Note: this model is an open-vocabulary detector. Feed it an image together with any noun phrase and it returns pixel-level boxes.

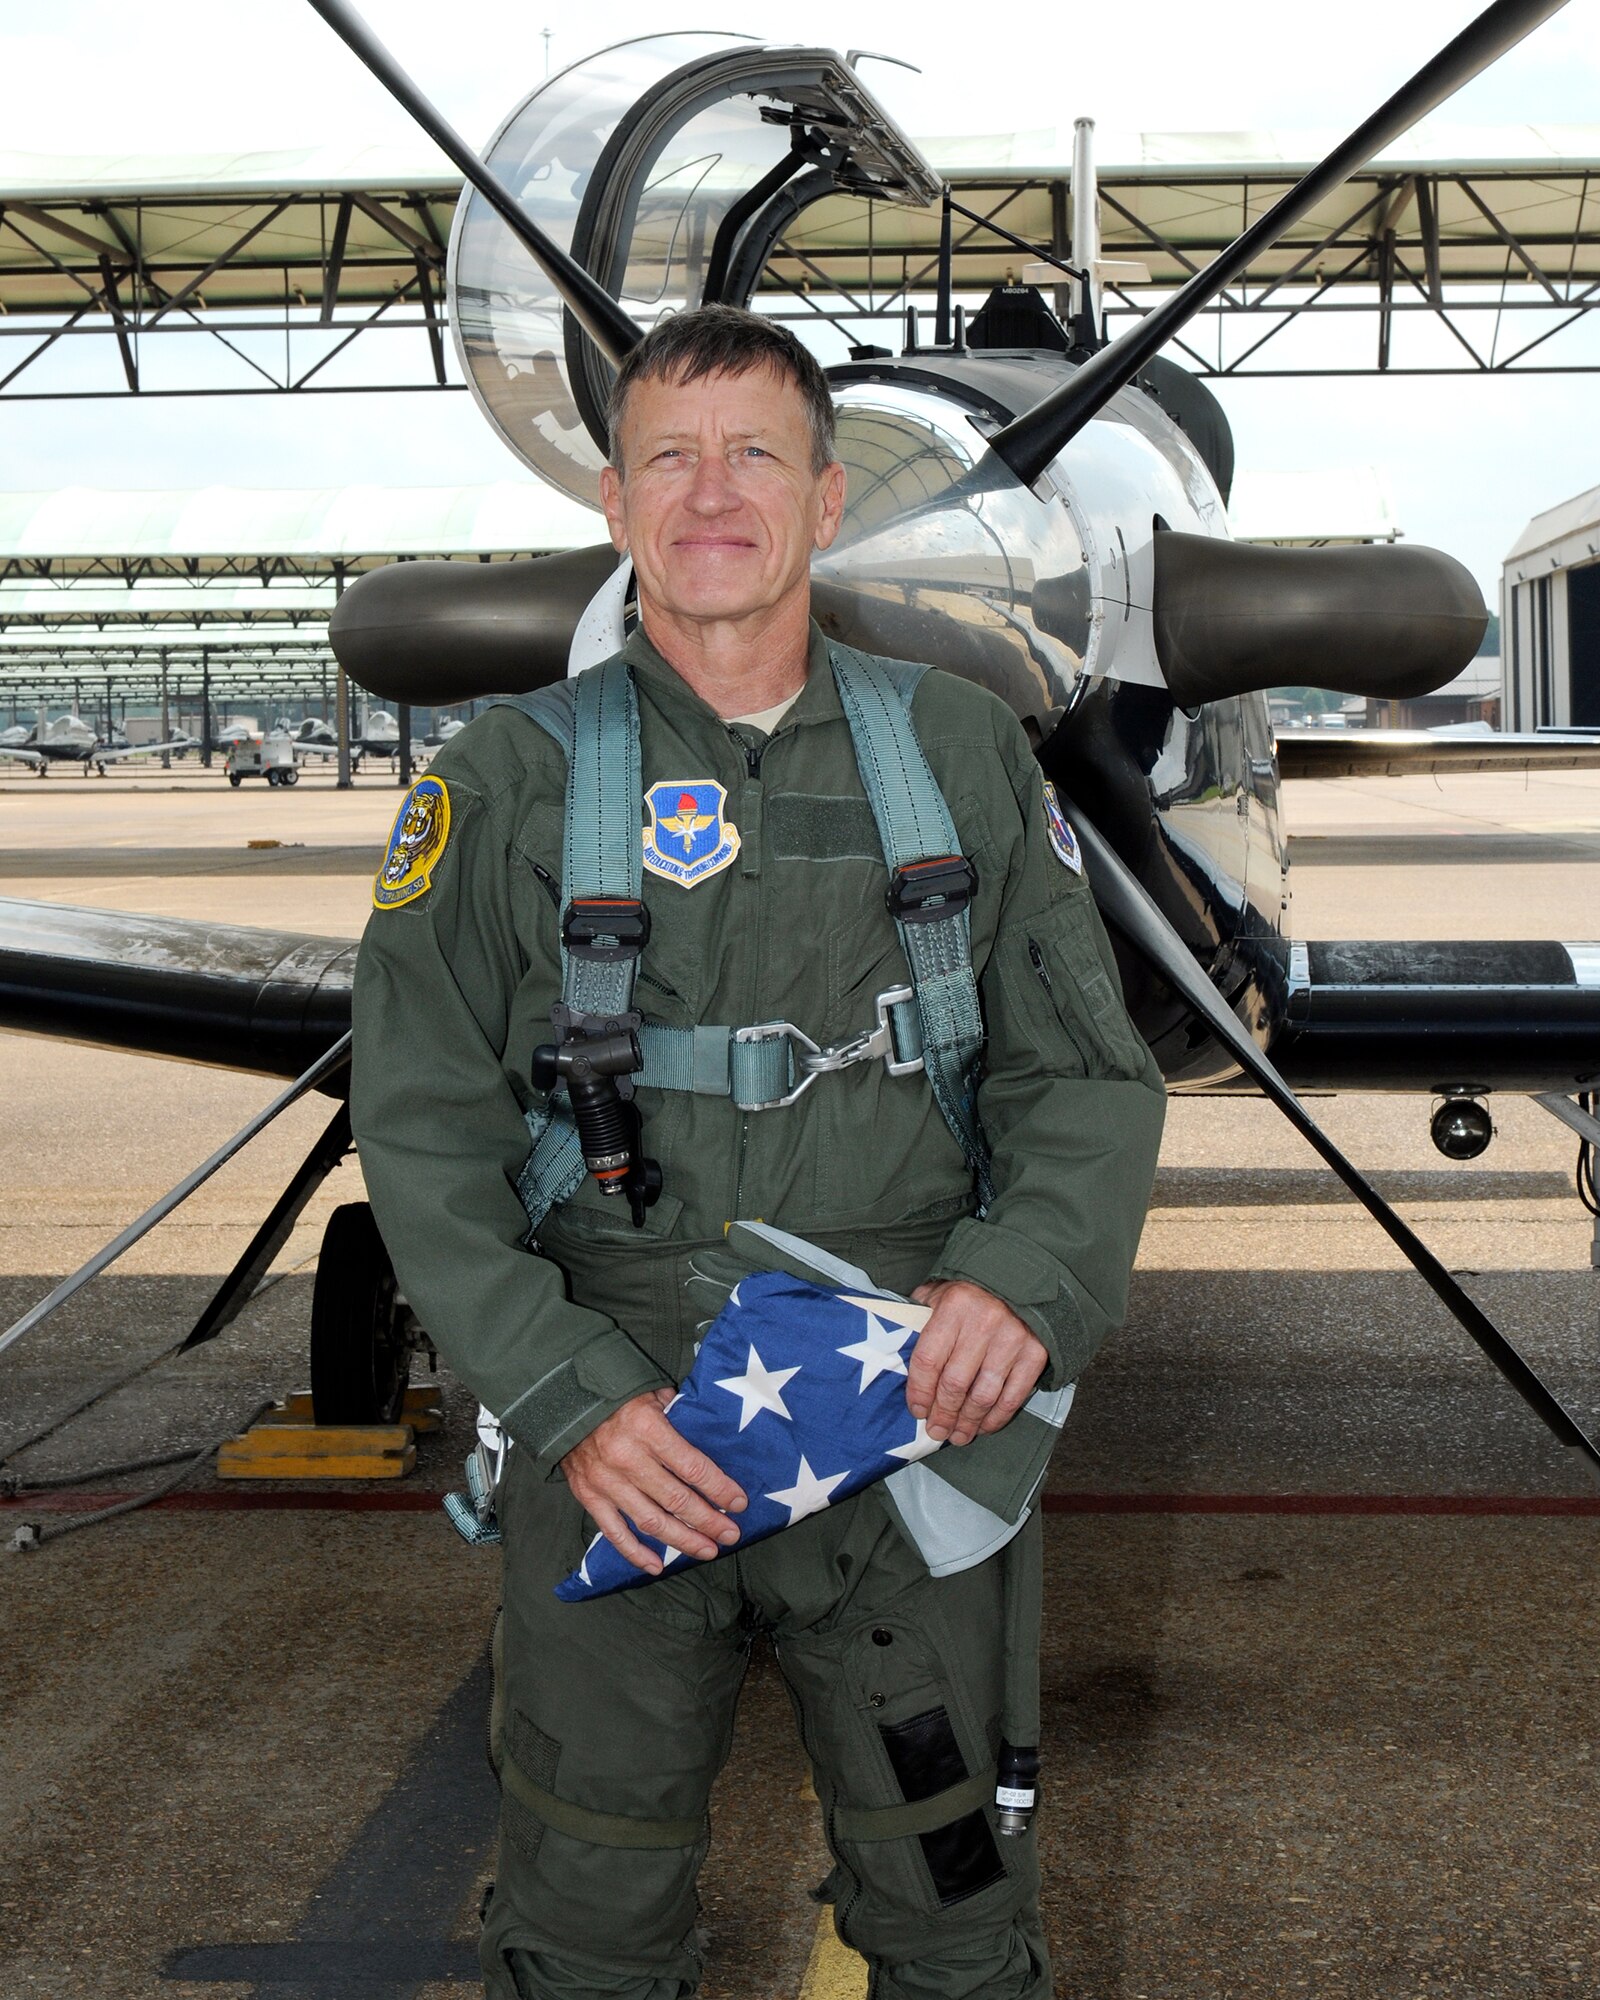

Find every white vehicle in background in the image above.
[225,732,299,788]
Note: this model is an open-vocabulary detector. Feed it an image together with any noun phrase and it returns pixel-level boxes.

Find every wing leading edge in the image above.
[1277,729,1600,780]
[1,901,1599,1100]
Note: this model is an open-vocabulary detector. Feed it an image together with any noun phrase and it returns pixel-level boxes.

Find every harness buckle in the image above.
[733,985,924,1110]
[886,854,977,925]
[563,897,651,960]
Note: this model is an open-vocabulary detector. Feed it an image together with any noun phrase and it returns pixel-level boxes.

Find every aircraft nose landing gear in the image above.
[309,1201,424,1424]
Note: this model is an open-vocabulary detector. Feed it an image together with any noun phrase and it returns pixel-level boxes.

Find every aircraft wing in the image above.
[3,896,1600,1101]
[1263,937,1600,1096]
[90,738,194,766]
[0,744,44,769]
[1276,728,1600,780]
[0,898,354,1083]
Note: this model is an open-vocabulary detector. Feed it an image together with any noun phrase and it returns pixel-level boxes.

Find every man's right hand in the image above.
[560,1388,747,1574]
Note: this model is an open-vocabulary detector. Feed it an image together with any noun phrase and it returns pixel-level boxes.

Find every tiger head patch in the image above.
[374,776,450,909]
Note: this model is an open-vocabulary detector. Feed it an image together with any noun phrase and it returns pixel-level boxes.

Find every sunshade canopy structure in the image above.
[0,482,596,713]
[1,122,1598,395]
[0,483,598,581]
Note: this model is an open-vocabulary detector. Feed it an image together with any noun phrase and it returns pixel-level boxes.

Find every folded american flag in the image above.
[555,1272,941,1601]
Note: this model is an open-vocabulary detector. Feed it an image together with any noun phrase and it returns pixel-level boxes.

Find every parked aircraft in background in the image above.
[289,707,425,768]
[0,713,196,775]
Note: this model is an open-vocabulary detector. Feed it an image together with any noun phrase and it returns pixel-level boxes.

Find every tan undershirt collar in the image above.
[726,689,802,735]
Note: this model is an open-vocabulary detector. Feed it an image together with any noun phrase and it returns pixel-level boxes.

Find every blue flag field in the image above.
[555,1271,941,1602]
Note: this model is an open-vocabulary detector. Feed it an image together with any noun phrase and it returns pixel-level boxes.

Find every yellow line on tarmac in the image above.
[798,1905,869,2000]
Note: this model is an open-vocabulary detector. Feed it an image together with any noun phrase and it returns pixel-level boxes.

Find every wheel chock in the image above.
[255,1387,444,1433]
[217,1413,417,1480]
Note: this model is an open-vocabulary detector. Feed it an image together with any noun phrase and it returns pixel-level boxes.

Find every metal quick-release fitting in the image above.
[994,1741,1039,1836]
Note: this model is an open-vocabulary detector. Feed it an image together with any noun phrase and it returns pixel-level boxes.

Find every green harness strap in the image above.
[829,645,992,1206]
[496,664,644,1232]
[498,643,988,1235]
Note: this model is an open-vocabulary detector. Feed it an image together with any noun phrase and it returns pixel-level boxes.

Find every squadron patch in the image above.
[642,779,741,888]
[1042,780,1083,874]
[374,776,450,909]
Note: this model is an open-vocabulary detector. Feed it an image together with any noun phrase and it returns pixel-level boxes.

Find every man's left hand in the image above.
[905,1280,1049,1447]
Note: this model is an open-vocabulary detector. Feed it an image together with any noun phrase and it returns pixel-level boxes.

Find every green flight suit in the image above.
[351,620,1166,1999]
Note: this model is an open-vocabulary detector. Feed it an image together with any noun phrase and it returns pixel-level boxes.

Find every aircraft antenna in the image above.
[983,0,1570,488]
[303,0,644,367]
[1069,117,1100,348]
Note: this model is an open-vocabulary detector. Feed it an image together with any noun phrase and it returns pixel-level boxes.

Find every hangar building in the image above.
[1503,484,1600,731]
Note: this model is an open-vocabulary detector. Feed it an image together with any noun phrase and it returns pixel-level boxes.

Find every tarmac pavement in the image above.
[2,763,1599,1998]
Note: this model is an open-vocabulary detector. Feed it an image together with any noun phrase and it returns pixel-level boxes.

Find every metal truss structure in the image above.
[0,167,459,401]
[771,152,1600,379]
[3,142,1599,398]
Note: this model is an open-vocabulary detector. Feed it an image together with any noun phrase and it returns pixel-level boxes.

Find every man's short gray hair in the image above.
[606,305,836,475]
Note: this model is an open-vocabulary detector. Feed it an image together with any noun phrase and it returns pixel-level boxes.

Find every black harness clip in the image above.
[562,897,651,961]
[886,855,977,925]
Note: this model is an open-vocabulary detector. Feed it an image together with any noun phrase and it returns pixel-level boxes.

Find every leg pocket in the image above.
[784,1612,1011,1927]
[874,1704,1005,1907]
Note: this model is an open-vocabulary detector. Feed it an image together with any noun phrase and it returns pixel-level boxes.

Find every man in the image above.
[352,305,1165,1999]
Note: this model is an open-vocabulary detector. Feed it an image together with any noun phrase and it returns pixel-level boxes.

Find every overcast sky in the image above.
[4,0,1600,596]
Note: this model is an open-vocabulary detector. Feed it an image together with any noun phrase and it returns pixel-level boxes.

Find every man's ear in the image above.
[812,460,847,553]
[599,465,629,554]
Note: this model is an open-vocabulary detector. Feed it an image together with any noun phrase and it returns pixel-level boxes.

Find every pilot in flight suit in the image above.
[351,306,1165,2000]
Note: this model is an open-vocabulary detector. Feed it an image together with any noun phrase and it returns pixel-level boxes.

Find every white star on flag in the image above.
[578,1533,604,1587]
[715,1344,800,1430]
[837,1309,916,1393]
[765,1454,849,1525]
[886,1418,941,1463]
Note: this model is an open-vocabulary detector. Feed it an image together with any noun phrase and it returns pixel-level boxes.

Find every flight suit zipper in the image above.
[727,728,767,1225]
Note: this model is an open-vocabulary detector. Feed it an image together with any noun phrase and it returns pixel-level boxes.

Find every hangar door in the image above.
[1571,561,1600,728]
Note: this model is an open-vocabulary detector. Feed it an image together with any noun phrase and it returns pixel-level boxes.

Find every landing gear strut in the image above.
[1536,1092,1600,1271]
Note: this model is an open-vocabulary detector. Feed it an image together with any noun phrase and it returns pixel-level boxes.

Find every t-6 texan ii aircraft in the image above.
[3,0,1599,1469]
[0,711,194,774]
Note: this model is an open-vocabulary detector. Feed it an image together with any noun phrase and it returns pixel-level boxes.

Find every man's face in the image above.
[600,362,846,626]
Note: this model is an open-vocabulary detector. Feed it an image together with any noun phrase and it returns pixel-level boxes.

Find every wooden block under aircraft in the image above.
[254,1387,443,1433]
[217,1414,417,1481]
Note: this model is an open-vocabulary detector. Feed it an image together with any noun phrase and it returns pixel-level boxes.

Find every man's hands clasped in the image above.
[906,1280,1048,1447]
[561,1281,1047,1567]
[561,1386,747,1575]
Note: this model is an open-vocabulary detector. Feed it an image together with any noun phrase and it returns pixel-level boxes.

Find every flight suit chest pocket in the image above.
[824,897,906,1039]
[997,895,1145,1080]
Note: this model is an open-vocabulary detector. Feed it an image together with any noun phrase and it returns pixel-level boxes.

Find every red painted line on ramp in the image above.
[1041,1491,1600,1517]
[3,1490,1599,1518]
[0,1489,449,1514]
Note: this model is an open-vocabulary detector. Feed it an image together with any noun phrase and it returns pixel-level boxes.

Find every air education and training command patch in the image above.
[642,778,741,888]
[374,776,451,910]
[1042,780,1083,875]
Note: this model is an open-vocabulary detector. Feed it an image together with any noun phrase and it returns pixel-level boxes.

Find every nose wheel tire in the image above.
[309,1202,411,1425]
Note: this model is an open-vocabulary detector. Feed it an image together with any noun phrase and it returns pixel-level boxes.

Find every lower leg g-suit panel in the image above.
[481,1446,1050,2000]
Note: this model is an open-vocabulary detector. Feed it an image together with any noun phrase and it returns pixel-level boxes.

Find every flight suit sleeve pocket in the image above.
[996,898,1144,1080]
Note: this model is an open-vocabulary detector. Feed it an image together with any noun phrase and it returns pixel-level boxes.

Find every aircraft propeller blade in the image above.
[984,0,1571,488]
[303,0,644,367]
[1064,802,1600,1478]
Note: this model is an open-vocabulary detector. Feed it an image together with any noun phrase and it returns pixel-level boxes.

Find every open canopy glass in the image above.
[449,36,941,509]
